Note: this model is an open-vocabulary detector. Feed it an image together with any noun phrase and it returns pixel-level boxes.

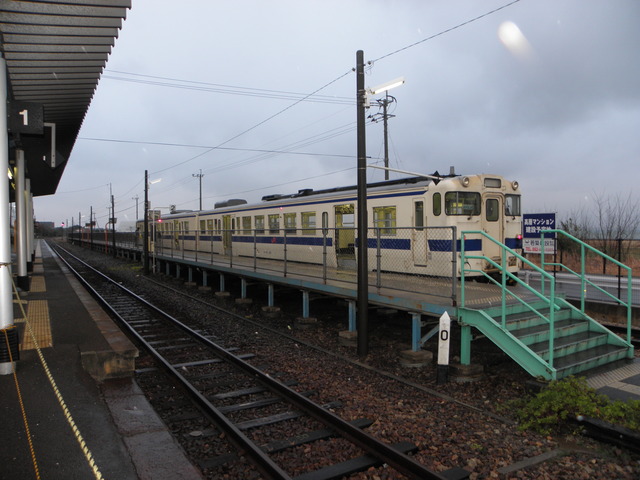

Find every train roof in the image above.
[156,172,469,219]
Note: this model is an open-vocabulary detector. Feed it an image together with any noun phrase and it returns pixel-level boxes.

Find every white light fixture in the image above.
[367,76,405,96]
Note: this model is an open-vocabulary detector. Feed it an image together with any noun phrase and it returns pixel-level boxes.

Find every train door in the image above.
[482,194,503,268]
[334,204,355,266]
[222,215,233,255]
[412,199,428,266]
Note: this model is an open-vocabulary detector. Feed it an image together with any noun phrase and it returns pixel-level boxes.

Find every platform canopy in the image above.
[0,0,130,199]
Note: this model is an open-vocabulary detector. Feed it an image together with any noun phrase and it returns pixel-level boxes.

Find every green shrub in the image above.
[513,376,640,435]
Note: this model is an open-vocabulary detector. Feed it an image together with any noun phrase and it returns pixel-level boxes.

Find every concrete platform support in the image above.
[235,278,252,304]
[199,270,211,292]
[411,312,421,352]
[185,267,196,287]
[175,264,181,280]
[215,273,230,298]
[296,290,317,328]
[339,300,357,346]
[262,283,280,316]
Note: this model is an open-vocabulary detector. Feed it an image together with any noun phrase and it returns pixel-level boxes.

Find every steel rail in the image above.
[52,243,460,480]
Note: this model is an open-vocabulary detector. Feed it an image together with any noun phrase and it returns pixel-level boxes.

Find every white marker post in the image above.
[437,312,451,384]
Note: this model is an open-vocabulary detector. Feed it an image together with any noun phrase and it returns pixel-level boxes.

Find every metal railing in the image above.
[541,229,633,345]
[88,226,459,302]
[460,230,560,368]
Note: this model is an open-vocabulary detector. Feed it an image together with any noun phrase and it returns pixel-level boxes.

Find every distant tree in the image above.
[559,191,640,267]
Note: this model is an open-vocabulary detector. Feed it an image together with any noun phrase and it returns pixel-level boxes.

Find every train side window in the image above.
[254,215,265,234]
[284,213,297,234]
[322,212,329,235]
[486,198,499,222]
[200,219,206,234]
[414,201,424,230]
[505,194,521,216]
[445,192,481,216]
[268,214,280,234]
[301,211,316,235]
[242,216,252,234]
[207,219,213,233]
[433,193,441,216]
[373,206,397,235]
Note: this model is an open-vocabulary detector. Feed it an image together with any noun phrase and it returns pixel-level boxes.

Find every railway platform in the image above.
[0,240,202,480]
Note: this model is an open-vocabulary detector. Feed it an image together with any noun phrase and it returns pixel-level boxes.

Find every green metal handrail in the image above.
[540,229,633,345]
[461,230,559,368]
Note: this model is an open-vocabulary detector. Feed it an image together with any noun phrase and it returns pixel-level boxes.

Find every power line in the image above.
[104,70,354,105]
[371,0,522,63]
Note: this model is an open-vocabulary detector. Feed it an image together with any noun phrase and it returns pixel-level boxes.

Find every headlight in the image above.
[461,176,470,187]
[512,180,519,190]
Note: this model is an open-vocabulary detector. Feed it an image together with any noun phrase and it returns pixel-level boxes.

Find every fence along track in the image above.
[51,243,467,480]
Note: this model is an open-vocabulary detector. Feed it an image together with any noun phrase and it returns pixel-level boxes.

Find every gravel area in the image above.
[57,241,640,479]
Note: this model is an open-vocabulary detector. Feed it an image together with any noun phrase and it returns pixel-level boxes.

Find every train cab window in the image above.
[433,193,441,216]
[414,201,424,230]
[268,214,280,234]
[255,215,265,234]
[505,195,521,217]
[445,192,481,216]
[373,206,397,235]
[301,211,316,235]
[284,213,297,234]
[242,216,252,234]
[486,198,499,222]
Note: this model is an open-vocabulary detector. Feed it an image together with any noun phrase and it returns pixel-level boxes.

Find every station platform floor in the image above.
[0,240,202,480]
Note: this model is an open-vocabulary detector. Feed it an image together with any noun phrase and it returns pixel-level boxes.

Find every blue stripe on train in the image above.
[158,235,493,252]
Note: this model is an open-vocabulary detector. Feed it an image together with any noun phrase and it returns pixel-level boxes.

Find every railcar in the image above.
[138,171,523,277]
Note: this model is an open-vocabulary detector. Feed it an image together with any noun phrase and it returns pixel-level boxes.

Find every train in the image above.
[137,170,523,277]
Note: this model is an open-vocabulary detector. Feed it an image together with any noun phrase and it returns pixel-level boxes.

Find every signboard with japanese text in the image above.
[523,213,556,254]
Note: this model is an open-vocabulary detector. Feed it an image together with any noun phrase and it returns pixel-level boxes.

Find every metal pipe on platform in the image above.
[15,149,29,291]
[26,179,34,270]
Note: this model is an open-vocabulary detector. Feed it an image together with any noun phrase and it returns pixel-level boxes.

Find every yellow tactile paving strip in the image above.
[29,275,46,293]
[16,299,53,350]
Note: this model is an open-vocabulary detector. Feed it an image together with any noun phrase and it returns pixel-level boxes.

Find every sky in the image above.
[33,0,640,232]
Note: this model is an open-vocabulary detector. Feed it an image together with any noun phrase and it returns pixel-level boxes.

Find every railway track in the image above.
[52,243,469,480]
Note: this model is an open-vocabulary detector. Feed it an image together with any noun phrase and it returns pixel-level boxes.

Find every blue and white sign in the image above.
[523,213,556,254]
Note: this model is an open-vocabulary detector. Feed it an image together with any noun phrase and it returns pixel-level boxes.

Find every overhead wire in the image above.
[89,1,522,218]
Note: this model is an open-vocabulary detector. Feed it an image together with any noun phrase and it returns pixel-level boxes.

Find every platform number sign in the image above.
[8,101,44,134]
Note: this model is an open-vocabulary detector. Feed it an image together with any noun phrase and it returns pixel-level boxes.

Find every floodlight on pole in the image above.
[367,76,405,96]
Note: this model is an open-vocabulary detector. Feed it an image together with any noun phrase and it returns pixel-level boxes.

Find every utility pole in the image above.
[111,194,116,257]
[356,50,369,358]
[371,92,397,181]
[143,170,149,275]
[192,169,204,210]
[90,206,93,251]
